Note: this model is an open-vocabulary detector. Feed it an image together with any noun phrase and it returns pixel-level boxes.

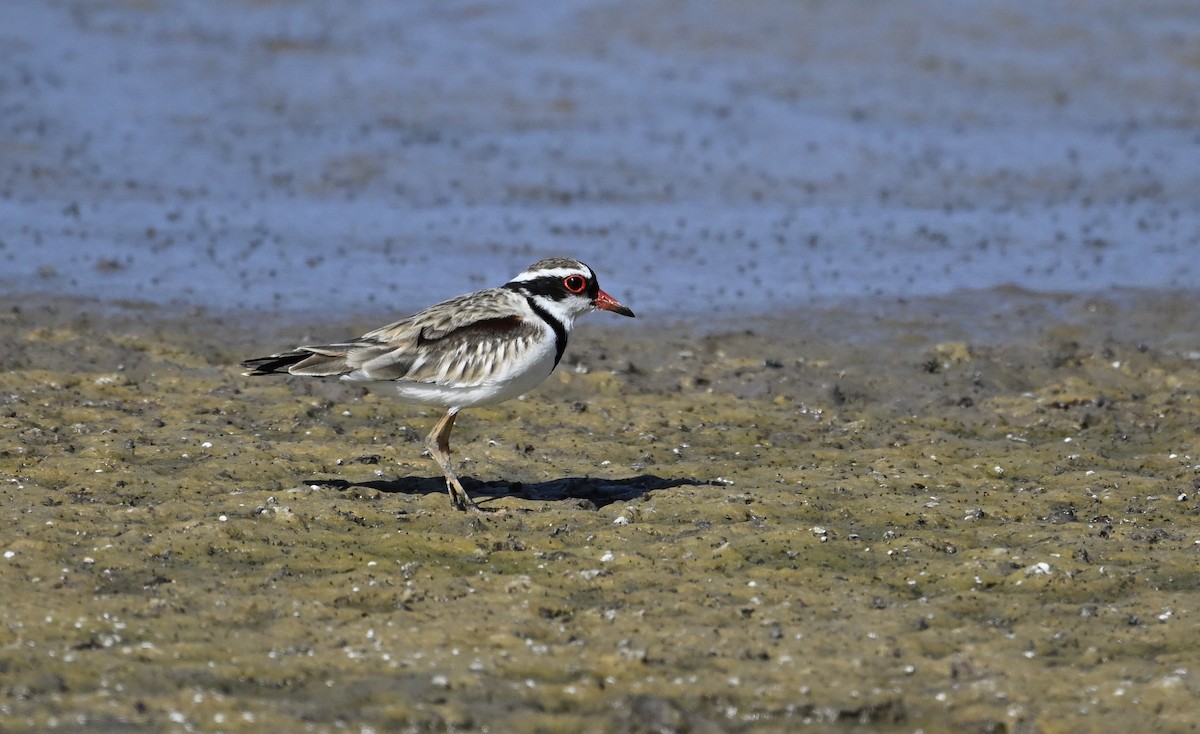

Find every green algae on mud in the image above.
[2,290,1200,733]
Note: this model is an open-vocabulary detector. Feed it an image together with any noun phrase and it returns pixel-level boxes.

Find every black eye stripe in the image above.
[505,274,596,300]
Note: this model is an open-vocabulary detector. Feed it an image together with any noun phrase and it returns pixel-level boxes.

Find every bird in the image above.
[241,257,635,511]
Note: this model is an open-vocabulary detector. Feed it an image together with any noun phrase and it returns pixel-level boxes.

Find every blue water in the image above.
[2,1,1197,320]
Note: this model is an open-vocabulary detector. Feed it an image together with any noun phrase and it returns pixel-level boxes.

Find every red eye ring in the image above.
[563,274,588,293]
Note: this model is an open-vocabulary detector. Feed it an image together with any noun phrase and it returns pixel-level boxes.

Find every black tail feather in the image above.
[241,351,309,375]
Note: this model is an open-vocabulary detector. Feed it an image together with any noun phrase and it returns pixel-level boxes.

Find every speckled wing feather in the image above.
[244,288,546,388]
[360,288,525,343]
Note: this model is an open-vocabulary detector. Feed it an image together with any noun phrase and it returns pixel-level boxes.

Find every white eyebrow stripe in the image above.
[507,267,591,283]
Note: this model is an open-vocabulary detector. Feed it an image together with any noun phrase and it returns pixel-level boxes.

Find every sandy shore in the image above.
[3,289,1199,732]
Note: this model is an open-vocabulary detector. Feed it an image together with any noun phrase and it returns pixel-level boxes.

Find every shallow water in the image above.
[3,0,1199,317]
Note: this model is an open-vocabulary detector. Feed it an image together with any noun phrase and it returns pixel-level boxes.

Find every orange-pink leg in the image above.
[424,409,479,511]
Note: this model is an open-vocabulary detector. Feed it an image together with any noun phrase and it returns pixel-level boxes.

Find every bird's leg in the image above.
[425,409,479,511]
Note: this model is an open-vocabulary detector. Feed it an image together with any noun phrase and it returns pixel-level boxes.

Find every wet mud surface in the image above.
[3,289,1200,732]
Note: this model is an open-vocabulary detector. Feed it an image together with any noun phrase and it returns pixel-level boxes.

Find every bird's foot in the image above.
[446,476,486,513]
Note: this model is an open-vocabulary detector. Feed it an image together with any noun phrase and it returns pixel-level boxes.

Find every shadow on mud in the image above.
[309,474,716,509]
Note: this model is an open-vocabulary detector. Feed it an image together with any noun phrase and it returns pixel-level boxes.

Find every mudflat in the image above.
[2,289,1199,732]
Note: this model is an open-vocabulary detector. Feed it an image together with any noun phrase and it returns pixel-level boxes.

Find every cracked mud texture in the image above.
[2,289,1200,733]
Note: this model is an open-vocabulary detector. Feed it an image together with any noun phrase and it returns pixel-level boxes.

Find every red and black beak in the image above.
[595,289,635,317]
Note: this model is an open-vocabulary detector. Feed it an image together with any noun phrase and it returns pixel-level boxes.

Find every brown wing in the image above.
[242,288,543,387]
[359,288,523,342]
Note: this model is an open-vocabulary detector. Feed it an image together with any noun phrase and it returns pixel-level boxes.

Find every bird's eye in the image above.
[563,275,587,293]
